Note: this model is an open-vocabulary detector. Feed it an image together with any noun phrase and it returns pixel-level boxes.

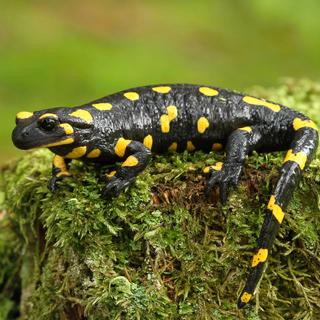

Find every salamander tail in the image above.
[238,118,318,308]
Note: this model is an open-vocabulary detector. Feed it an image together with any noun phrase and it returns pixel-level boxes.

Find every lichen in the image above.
[1,79,320,319]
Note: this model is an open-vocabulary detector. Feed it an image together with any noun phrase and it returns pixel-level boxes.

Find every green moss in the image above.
[1,79,320,319]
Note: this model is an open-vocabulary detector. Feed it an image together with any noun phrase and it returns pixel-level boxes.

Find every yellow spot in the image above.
[197,117,210,134]
[203,167,210,174]
[152,86,171,93]
[166,105,177,121]
[284,149,307,170]
[124,92,139,101]
[199,87,219,97]
[56,172,71,178]
[240,292,252,304]
[203,162,223,173]
[187,141,196,152]
[42,138,74,148]
[53,155,65,169]
[59,123,74,135]
[267,195,285,224]
[69,109,93,123]
[212,143,223,151]
[53,155,70,177]
[39,113,58,119]
[251,248,268,267]
[243,96,281,112]
[87,148,101,158]
[213,162,223,171]
[106,170,116,178]
[92,102,112,110]
[114,138,132,158]
[16,111,34,120]
[160,105,178,133]
[65,146,87,159]
[168,142,177,152]
[143,135,153,150]
[239,126,252,133]
[293,118,318,131]
[160,114,170,133]
[122,155,139,167]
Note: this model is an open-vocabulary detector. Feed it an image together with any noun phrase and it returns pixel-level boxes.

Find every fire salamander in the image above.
[12,84,319,308]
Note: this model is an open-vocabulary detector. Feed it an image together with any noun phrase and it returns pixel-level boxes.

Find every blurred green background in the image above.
[1,0,320,162]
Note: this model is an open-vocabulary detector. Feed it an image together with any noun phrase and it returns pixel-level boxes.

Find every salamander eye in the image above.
[38,117,58,131]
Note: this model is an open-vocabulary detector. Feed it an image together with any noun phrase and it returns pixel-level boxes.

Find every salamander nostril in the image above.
[22,131,29,137]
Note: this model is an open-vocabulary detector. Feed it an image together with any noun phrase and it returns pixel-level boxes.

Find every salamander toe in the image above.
[102,177,135,199]
[205,163,243,204]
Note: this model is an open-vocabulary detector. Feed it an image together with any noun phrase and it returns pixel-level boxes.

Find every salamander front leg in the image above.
[102,141,151,198]
[205,126,262,204]
[48,155,71,192]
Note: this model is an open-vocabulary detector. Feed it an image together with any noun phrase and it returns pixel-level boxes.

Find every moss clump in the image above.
[1,79,320,320]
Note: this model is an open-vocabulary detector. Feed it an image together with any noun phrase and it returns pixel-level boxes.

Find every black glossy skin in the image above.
[12,84,319,308]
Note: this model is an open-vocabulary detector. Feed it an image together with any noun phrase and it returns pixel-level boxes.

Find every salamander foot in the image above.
[205,163,243,204]
[102,177,135,199]
[48,176,63,192]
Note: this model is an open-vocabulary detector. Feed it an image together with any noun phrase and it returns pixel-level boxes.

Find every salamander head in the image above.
[12,107,93,150]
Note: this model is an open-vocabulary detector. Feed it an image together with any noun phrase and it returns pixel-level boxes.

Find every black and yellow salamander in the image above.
[12,84,319,308]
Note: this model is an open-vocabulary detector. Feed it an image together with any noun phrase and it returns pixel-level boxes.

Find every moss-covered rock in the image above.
[1,79,320,320]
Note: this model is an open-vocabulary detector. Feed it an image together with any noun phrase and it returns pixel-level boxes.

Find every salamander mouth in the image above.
[12,126,74,150]
[12,135,74,150]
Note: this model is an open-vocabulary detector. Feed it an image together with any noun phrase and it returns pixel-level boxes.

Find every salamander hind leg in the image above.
[238,122,318,308]
[205,126,263,204]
